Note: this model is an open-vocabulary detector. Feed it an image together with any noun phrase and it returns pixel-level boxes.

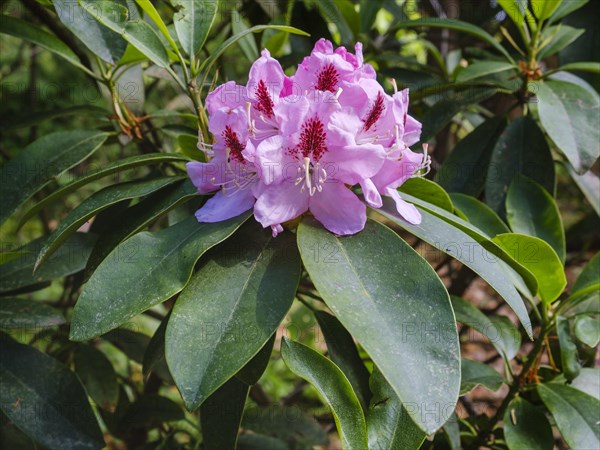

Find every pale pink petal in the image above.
[360,178,383,208]
[254,181,309,229]
[195,189,255,222]
[322,143,386,184]
[385,188,422,224]
[310,182,366,235]
[187,161,221,193]
[271,224,284,237]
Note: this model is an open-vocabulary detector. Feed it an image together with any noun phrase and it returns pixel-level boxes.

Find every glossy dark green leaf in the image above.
[443,413,461,450]
[460,358,503,395]
[172,0,218,58]
[0,130,108,226]
[573,252,600,294]
[20,153,189,228]
[315,311,371,412]
[71,213,250,341]
[557,316,581,380]
[0,298,65,329]
[456,61,517,82]
[241,405,328,449]
[485,117,555,217]
[35,177,182,270]
[506,174,565,263]
[503,397,553,450]
[493,234,566,304]
[574,315,600,347]
[142,313,169,381]
[53,0,128,64]
[200,376,249,450]
[394,19,513,61]
[298,218,460,433]
[0,335,104,450]
[0,15,89,73]
[450,193,510,237]
[421,87,497,141]
[537,80,600,173]
[1,105,108,133]
[0,233,96,295]
[537,383,600,449]
[236,334,275,385]
[435,117,507,196]
[568,368,600,399]
[84,179,198,279]
[549,0,588,23]
[398,177,454,213]
[367,367,426,450]
[74,345,119,412]
[80,0,170,68]
[377,200,533,336]
[0,252,21,266]
[166,224,301,410]
[281,338,368,449]
[104,329,149,364]
[451,296,522,360]
[538,25,584,59]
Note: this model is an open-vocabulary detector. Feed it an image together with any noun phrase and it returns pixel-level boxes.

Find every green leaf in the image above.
[84,180,198,279]
[538,25,584,60]
[200,376,249,450]
[443,413,461,450]
[456,61,517,82]
[377,200,534,336]
[166,224,301,410]
[564,162,600,216]
[237,434,289,450]
[451,296,522,360]
[142,313,170,382]
[537,80,600,173]
[485,116,555,217]
[537,383,600,449]
[241,405,328,449]
[236,334,275,386]
[497,0,528,26]
[506,174,565,263]
[493,234,566,304]
[74,345,119,412]
[0,298,65,329]
[450,193,510,237]
[569,368,600,399]
[0,233,96,295]
[460,358,503,395]
[395,19,514,62]
[198,25,309,77]
[70,212,250,341]
[0,130,108,227]
[421,87,498,141]
[133,0,178,51]
[0,334,104,450]
[298,218,460,433]
[53,0,128,64]
[360,0,384,32]
[172,0,218,58]
[281,338,368,449]
[35,177,183,270]
[557,316,581,380]
[315,311,371,412]
[80,0,170,68]
[548,0,589,23]
[367,366,427,450]
[503,397,553,450]
[312,0,353,45]
[574,316,600,347]
[119,394,184,428]
[573,252,600,294]
[232,15,259,62]
[435,117,507,196]
[1,105,108,133]
[531,0,562,21]
[398,178,454,213]
[0,252,22,266]
[104,328,149,363]
[19,153,189,228]
[0,15,90,73]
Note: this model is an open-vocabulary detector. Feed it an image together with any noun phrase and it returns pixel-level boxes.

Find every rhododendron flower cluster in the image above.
[187,39,429,236]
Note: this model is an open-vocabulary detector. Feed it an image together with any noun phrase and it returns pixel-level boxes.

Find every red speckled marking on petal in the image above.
[222,125,246,162]
[315,63,340,92]
[297,116,327,161]
[254,80,275,118]
[363,91,385,131]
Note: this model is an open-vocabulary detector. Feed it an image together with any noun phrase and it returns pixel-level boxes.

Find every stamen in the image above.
[390,78,398,94]
[334,87,343,100]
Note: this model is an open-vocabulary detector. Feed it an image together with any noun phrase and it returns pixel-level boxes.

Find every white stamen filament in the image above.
[295,158,328,196]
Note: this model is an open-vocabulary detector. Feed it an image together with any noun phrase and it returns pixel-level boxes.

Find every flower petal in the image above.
[385,188,422,224]
[254,181,309,229]
[195,189,255,223]
[310,182,366,235]
[360,178,383,208]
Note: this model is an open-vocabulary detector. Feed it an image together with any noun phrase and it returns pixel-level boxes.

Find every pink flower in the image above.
[187,39,426,236]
